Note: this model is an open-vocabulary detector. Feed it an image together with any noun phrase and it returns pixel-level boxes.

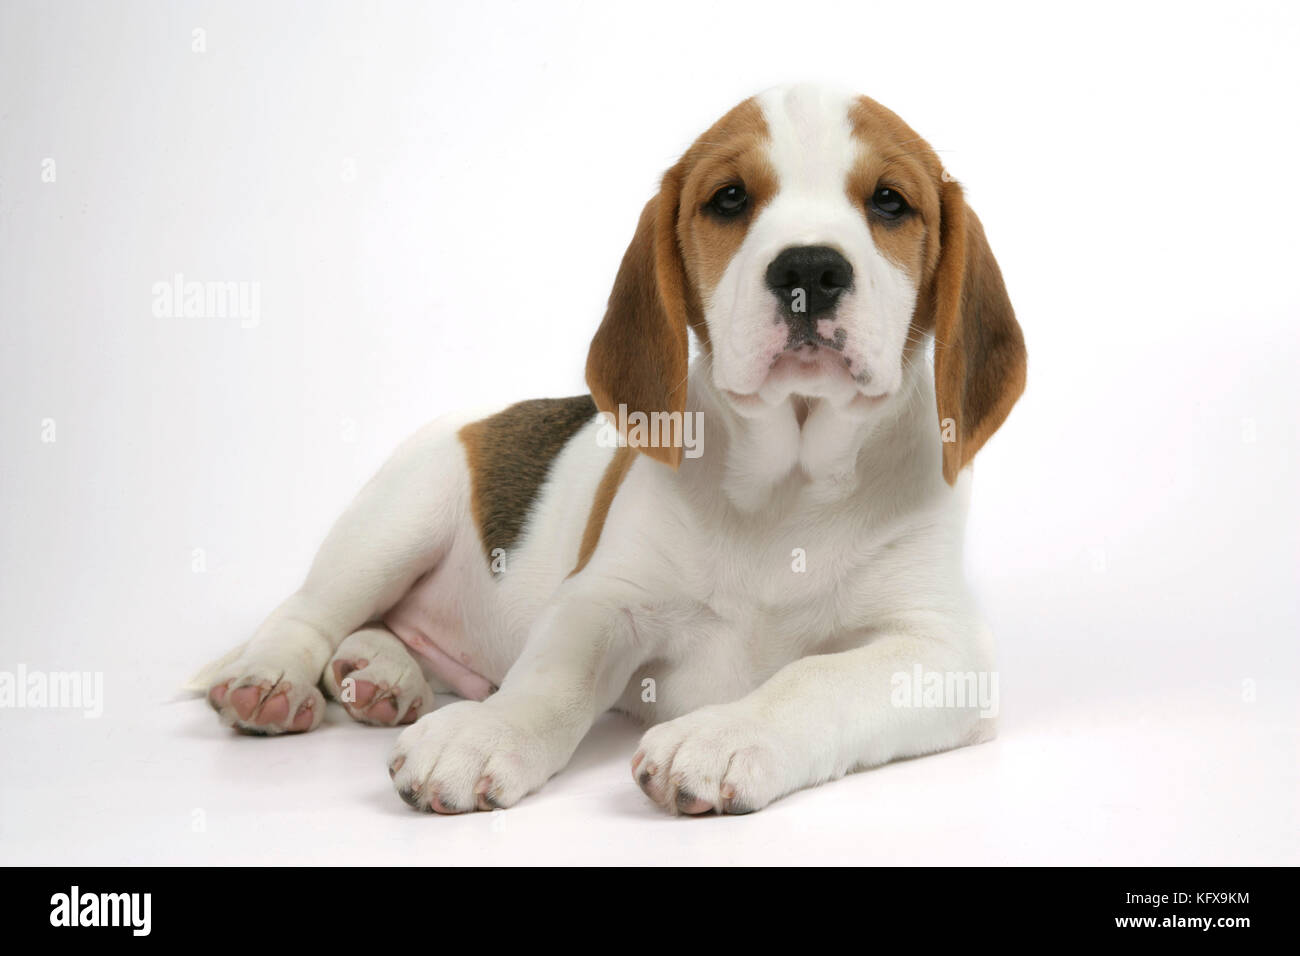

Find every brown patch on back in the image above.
[458,395,597,564]
[570,444,636,576]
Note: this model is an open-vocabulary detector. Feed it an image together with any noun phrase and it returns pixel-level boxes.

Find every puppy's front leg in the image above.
[388,597,640,812]
[635,627,995,814]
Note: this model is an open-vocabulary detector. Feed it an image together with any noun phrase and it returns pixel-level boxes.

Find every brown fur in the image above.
[926,181,1027,483]
[570,445,636,575]
[676,100,778,301]
[583,89,1024,562]
[458,395,597,563]
[848,96,1026,484]
[585,99,772,469]
[846,96,945,284]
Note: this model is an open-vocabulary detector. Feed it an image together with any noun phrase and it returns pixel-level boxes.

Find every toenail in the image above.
[430,794,464,815]
[636,761,658,789]
[676,789,713,814]
[719,783,754,814]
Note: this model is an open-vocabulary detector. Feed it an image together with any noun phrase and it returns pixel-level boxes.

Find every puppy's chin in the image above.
[721,349,890,417]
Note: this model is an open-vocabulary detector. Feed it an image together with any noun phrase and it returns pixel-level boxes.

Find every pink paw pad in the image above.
[259,692,290,724]
[288,699,314,731]
[332,657,422,726]
[367,695,398,723]
[206,665,320,736]
[230,685,264,720]
[352,680,378,707]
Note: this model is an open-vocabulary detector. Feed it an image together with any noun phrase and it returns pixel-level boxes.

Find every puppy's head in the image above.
[586,84,1026,482]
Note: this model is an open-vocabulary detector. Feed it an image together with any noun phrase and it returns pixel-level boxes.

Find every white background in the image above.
[1,0,1296,865]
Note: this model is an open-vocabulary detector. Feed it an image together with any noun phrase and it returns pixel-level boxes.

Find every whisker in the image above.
[905,331,952,351]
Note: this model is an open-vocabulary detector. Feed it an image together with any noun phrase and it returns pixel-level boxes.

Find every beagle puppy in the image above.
[195,83,1026,815]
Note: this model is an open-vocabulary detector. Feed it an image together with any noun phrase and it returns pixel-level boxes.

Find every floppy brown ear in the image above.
[585,169,691,468]
[929,180,1027,485]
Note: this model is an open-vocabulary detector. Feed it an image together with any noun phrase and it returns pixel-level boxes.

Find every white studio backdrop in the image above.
[0,0,1296,864]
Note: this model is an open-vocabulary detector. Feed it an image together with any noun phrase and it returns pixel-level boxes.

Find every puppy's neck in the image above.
[687,355,935,513]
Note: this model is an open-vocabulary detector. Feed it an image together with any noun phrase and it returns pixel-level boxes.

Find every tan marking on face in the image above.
[589,86,1024,491]
[846,97,1026,484]
[674,99,776,327]
[846,96,946,305]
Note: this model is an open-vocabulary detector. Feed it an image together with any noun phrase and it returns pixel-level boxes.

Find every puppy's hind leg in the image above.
[201,421,469,735]
[324,625,435,727]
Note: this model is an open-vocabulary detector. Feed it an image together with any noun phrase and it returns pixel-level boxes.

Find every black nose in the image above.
[764,245,853,319]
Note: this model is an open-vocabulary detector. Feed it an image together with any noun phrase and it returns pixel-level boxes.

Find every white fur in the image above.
[195,84,1001,814]
[708,85,917,409]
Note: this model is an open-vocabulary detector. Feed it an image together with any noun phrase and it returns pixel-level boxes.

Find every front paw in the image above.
[632,706,791,815]
[387,701,548,813]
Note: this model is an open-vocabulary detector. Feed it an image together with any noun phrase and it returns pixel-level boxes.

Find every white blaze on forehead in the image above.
[756,84,860,204]
[706,83,916,405]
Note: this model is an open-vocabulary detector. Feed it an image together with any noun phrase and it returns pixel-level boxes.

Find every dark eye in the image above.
[870,186,910,220]
[708,183,748,218]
